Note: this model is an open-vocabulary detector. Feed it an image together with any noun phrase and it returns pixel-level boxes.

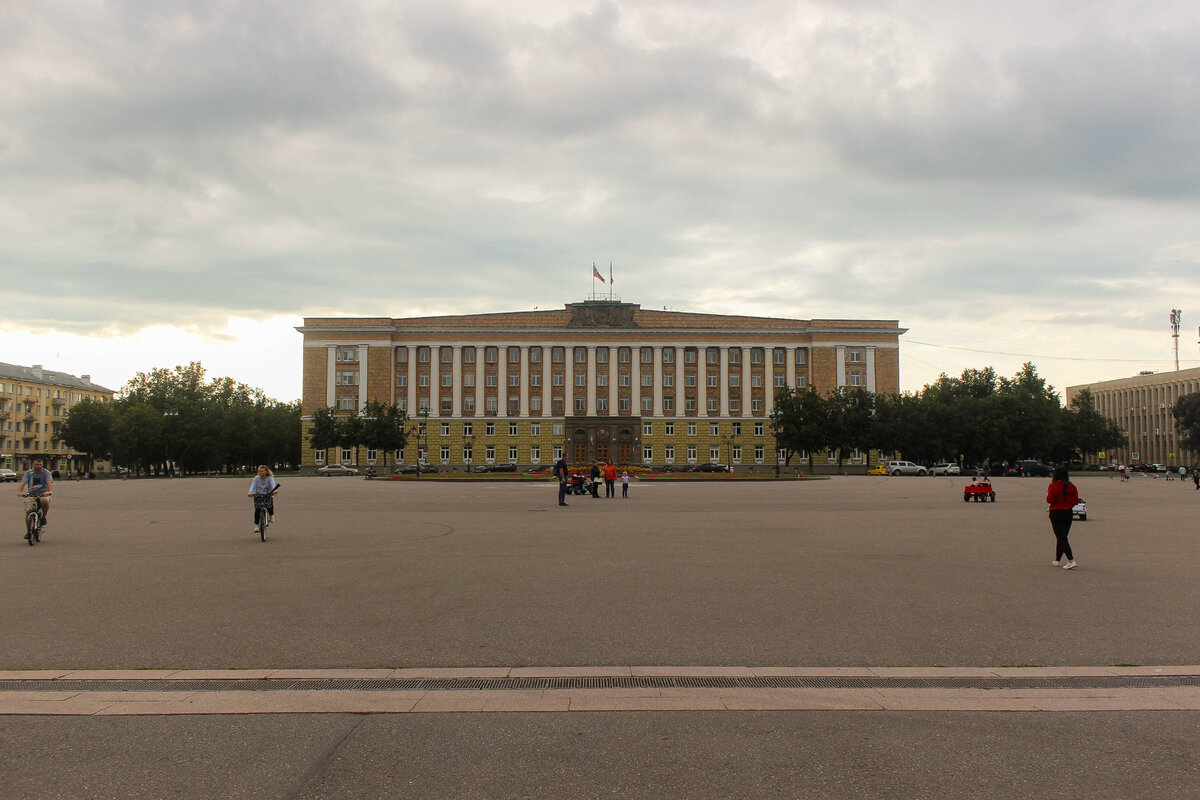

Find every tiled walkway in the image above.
[2,666,1198,715]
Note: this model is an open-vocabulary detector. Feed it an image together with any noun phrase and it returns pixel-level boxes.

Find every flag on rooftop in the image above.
[592,264,605,283]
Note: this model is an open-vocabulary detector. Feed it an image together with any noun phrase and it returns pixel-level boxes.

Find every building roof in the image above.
[1067,365,1200,394]
[298,302,905,335]
[0,362,115,394]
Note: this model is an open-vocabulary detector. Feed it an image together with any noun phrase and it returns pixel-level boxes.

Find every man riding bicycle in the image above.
[17,457,53,529]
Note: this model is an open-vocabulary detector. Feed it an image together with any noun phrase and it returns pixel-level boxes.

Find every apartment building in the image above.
[297,301,905,472]
[1067,367,1200,467]
[0,362,116,474]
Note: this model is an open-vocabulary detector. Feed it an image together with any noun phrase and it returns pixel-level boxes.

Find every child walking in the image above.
[620,471,630,498]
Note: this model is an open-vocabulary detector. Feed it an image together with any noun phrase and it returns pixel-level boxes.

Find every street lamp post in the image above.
[415,407,430,478]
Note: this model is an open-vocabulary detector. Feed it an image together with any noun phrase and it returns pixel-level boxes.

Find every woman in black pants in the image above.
[1046,466,1079,570]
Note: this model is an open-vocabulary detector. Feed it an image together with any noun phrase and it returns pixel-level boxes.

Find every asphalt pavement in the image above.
[2,473,1198,798]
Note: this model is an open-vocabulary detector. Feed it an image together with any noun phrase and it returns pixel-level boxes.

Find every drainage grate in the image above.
[1,674,1195,693]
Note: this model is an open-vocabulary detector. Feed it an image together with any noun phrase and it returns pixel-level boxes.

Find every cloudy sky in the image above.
[3,0,1199,401]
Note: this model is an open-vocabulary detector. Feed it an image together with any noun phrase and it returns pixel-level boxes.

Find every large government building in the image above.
[298,301,905,472]
[1067,366,1200,468]
[1,362,116,475]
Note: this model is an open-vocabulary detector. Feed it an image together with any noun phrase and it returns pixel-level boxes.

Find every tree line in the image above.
[306,402,410,468]
[771,363,1128,471]
[61,362,301,475]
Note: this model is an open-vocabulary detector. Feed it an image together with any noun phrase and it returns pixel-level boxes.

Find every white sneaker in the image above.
[1063,561,1078,570]
[268,514,275,523]
[1051,560,1060,566]
[254,525,260,533]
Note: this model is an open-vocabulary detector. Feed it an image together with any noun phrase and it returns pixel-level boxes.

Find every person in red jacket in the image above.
[1046,466,1080,570]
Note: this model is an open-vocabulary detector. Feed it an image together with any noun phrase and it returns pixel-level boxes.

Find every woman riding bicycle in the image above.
[248,465,276,533]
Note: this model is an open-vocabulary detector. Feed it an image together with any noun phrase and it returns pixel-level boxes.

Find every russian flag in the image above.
[593,265,605,283]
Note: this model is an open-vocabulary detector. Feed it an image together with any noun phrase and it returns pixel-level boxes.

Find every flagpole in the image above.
[609,262,613,301]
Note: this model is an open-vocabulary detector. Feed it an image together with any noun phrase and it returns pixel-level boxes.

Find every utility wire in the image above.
[904,339,1200,365]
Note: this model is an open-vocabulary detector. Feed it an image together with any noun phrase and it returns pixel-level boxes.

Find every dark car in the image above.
[393,463,438,475]
[654,465,683,472]
[471,464,517,473]
[691,463,732,473]
[526,465,552,474]
[1014,460,1054,478]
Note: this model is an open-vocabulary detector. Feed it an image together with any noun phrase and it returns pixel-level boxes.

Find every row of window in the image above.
[337,345,840,366]
[389,370,811,389]
[407,420,771,438]
[336,394,780,415]
[315,444,866,466]
[0,383,97,401]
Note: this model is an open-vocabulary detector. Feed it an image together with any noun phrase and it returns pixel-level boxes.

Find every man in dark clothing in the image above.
[554,455,569,506]
[589,462,601,498]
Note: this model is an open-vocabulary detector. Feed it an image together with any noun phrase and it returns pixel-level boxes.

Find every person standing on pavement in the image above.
[1047,466,1080,570]
[554,454,570,507]
[620,471,630,498]
[603,459,617,498]
[589,461,601,498]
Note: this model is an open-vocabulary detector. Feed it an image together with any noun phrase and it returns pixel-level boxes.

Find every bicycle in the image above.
[252,484,280,542]
[21,492,49,546]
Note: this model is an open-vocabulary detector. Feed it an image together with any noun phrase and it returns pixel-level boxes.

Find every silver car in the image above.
[931,463,961,476]
[886,460,928,476]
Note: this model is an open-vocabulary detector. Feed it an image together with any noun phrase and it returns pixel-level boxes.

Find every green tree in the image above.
[361,400,409,469]
[59,398,115,473]
[771,386,828,471]
[111,403,165,473]
[1064,389,1126,464]
[825,387,875,473]
[1172,393,1200,453]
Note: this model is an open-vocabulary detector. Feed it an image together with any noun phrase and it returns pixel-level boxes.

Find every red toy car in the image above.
[964,481,996,502]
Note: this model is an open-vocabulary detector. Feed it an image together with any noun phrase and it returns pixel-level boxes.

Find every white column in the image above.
[764,348,775,417]
[474,350,484,418]
[428,346,439,416]
[542,346,552,418]
[631,348,641,417]
[786,347,796,390]
[326,346,336,407]
[497,346,508,416]
[720,346,729,417]
[741,348,751,416]
[698,347,708,417]
[587,345,598,416]
[407,352,417,416]
[675,346,685,418]
[520,345,530,417]
[836,345,847,388]
[565,346,574,417]
[452,345,463,418]
[357,345,368,413]
[608,350,618,417]
[653,346,663,417]
[866,346,877,392]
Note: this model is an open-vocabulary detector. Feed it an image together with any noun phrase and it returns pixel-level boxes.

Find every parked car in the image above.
[0,468,17,482]
[394,464,437,474]
[1148,464,1167,473]
[691,463,732,473]
[471,464,516,473]
[1013,460,1054,478]
[654,465,684,472]
[886,460,927,476]
[867,465,888,476]
[316,464,359,476]
[526,465,552,474]
[931,463,961,476]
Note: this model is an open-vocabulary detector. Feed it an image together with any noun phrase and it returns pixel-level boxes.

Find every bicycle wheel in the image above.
[26,513,37,546]
[257,507,267,541]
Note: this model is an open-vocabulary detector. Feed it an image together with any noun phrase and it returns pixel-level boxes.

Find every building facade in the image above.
[1067,367,1200,468]
[0,362,116,474]
[298,301,905,472]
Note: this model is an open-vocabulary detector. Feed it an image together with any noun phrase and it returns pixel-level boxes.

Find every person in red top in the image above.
[1046,466,1080,570]
[603,459,618,498]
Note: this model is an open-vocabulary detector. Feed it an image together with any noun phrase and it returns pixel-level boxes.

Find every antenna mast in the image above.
[1170,309,1182,371]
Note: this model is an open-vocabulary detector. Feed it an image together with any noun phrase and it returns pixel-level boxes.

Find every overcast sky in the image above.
[3,0,1199,401]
